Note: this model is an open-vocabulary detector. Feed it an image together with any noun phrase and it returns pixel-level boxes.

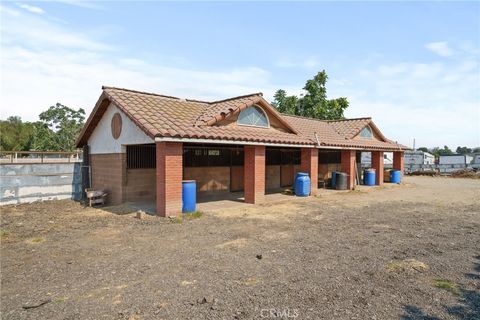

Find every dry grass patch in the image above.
[386,259,429,273]
[433,279,459,295]
[215,238,248,249]
[25,237,45,244]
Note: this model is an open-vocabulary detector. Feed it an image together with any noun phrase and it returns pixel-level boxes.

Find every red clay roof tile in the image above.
[76,86,408,151]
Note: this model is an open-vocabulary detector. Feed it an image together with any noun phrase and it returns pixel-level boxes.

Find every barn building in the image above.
[76,87,407,216]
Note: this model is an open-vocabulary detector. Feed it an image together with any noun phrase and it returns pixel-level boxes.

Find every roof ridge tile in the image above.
[102,86,182,100]
[208,92,263,104]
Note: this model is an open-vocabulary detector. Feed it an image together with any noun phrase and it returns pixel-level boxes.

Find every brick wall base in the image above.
[156,142,183,217]
[341,150,356,190]
[393,151,405,176]
[244,146,265,204]
[300,148,318,195]
[371,151,384,185]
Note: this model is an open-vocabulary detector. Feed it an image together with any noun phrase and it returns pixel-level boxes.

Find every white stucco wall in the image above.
[88,103,154,154]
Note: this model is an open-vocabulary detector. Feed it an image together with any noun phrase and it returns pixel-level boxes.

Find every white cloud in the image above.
[275,56,321,69]
[0,5,280,122]
[16,3,45,14]
[1,5,478,149]
[425,41,455,57]
[339,57,480,148]
[0,4,21,17]
[36,0,101,9]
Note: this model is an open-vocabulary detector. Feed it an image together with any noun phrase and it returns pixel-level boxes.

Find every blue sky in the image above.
[1,1,479,148]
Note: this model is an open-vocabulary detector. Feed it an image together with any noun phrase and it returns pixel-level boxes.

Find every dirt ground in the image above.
[1,176,479,320]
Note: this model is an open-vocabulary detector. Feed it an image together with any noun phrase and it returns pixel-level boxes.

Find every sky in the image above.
[0,1,479,149]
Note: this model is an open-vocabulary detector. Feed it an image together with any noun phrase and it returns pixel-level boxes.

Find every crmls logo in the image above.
[260,308,299,318]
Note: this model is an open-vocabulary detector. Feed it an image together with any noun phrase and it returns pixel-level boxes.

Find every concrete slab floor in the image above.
[126,183,402,215]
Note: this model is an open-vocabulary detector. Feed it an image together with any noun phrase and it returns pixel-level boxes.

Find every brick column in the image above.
[300,148,318,195]
[244,145,265,204]
[371,151,384,186]
[393,151,404,176]
[341,150,356,190]
[156,142,183,217]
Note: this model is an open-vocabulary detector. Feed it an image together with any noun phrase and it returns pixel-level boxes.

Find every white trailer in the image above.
[360,152,393,168]
[404,151,435,165]
[439,155,473,165]
[473,154,480,164]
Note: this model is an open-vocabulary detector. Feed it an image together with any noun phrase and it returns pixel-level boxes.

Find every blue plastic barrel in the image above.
[390,170,401,184]
[182,180,196,213]
[295,172,311,197]
[364,169,376,186]
[331,171,337,189]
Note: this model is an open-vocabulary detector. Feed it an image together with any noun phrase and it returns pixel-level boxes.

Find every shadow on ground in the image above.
[402,255,480,320]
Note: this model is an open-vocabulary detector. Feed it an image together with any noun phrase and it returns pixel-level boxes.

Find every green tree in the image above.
[417,147,429,153]
[431,145,454,157]
[455,146,472,155]
[271,89,298,114]
[271,70,349,120]
[35,103,85,151]
[0,116,36,151]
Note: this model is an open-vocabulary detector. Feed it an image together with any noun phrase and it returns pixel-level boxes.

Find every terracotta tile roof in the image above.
[328,117,372,139]
[76,87,312,147]
[76,86,408,151]
[283,115,407,151]
[195,93,263,126]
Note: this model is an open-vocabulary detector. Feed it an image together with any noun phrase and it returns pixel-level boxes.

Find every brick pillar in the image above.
[393,151,404,176]
[244,145,265,204]
[371,151,384,186]
[341,150,356,190]
[300,148,318,195]
[156,142,183,217]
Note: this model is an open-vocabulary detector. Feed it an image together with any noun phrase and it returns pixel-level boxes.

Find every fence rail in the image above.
[0,151,83,164]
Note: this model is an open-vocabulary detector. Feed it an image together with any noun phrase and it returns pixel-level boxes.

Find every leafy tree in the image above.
[36,103,85,151]
[271,89,298,114]
[0,117,36,151]
[271,70,349,120]
[430,145,454,157]
[417,147,429,153]
[473,147,480,153]
[0,103,85,152]
[455,146,472,155]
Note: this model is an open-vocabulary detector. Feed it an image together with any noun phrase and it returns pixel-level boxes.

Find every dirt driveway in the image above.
[1,176,479,319]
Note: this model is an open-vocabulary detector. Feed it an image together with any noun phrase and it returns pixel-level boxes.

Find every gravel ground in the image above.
[1,176,479,320]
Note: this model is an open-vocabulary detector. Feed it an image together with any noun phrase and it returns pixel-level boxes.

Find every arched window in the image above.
[237,106,269,128]
[359,126,373,138]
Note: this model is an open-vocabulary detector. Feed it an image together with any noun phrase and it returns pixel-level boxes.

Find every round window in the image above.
[111,113,122,139]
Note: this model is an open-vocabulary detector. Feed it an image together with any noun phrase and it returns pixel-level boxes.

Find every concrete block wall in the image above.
[125,168,156,202]
[0,163,82,205]
[90,153,126,205]
[266,165,281,190]
[184,167,230,194]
